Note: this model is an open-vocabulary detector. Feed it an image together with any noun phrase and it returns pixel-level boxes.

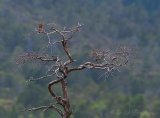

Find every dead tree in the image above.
[16,22,130,118]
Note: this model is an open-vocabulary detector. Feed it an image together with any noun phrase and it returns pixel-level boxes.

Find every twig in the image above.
[27,74,54,82]
[23,104,63,116]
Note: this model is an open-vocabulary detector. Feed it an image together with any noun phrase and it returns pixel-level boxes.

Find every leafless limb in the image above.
[23,104,63,116]
[27,73,54,82]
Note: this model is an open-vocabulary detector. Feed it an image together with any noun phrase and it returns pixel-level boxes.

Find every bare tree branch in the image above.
[27,73,54,82]
[23,104,63,116]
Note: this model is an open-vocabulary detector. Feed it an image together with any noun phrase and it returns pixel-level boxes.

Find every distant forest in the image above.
[0,0,160,118]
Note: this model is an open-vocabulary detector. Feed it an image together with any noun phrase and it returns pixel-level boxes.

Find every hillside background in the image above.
[0,0,160,118]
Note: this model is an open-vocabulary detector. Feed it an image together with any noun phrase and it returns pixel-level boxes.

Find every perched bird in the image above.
[37,21,45,34]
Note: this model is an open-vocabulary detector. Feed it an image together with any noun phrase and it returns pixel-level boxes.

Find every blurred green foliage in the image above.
[0,0,160,118]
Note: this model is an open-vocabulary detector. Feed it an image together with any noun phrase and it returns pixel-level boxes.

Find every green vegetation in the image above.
[0,0,160,118]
